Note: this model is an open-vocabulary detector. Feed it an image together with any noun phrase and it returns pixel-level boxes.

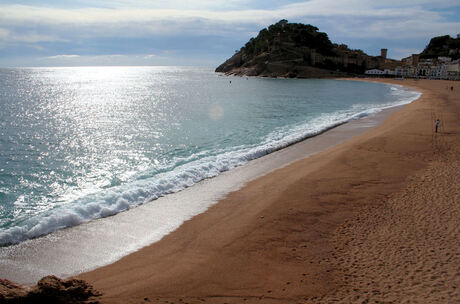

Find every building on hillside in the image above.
[388,52,458,80]
[416,61,434,77]
[438,57,452,63]
[363,47,457,79]
[394,66,416,77]
[406,58,460,79]
[402,54,420,66]
[443,60,460,79]
[384,69,395,75]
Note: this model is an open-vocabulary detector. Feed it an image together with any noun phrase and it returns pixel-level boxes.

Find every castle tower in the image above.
[411,54,420,66]
[380,48,388,59]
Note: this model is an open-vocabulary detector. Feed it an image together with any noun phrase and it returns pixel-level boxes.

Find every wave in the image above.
[0,85,421,246]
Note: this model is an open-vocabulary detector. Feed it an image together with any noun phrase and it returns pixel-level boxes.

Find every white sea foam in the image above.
[0,84,421,246]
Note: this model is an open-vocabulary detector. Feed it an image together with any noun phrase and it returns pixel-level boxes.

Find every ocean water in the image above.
[0,67,420,246]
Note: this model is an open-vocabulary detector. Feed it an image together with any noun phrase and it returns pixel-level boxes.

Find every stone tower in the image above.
[411,54,420,66]
[380,48,388,59]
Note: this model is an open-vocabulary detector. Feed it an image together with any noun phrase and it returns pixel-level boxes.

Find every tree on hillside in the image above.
[420,35,460,59]
[239,20,335,57]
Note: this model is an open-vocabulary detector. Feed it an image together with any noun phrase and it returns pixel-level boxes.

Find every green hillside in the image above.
[216,20,391,78]
[420,35,460,60]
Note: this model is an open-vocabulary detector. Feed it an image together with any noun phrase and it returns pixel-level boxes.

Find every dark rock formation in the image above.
[216,19,400,78]
[0,276,101,304]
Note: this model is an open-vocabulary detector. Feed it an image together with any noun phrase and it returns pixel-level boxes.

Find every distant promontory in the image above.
[215,20,399,78]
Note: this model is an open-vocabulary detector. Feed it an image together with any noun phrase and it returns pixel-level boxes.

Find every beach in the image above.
[0,74,416,286]
[75,79,459,303]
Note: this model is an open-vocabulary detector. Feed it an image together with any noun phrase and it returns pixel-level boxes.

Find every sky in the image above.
[0,0,459,67]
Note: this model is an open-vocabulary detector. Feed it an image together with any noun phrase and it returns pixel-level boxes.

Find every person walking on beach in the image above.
[435,119,440,133]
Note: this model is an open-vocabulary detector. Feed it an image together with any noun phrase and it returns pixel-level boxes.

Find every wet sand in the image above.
[79,79,459,303]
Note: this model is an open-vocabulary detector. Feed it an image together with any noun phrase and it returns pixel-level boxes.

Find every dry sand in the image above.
[79,79,460,304]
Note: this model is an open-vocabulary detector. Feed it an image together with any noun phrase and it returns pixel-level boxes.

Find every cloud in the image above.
[392,48,424,58]
[0,1,458,65]
[20,53,217,67]
[0,2,458,39]
[97,0,257,10]
[12,33,65,43]
[0,28,9,39]
[48,54,81,59]
[373,0,459,9]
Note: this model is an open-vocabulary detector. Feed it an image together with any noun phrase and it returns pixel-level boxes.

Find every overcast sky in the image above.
[0,0,459,67]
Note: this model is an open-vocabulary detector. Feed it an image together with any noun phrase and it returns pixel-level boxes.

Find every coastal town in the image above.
[365,50,460,80]
[365,35,460,80]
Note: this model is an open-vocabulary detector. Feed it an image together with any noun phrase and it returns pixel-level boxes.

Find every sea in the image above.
[0,66,420,247]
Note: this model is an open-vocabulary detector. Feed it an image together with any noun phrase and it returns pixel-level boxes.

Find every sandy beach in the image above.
[73,79,458,303]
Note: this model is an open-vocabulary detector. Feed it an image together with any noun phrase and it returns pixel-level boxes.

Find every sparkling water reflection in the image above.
[0,67,420,245]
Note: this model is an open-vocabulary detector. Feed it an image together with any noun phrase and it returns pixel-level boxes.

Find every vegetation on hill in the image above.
[216,20,389,78]
[420,35,460,60]
[240,19,336,57]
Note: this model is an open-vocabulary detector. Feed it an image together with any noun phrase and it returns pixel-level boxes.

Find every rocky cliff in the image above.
[216,20,399,78]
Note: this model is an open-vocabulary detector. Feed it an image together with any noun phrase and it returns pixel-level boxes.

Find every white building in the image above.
[365,69,394,75]
[365,69,385,75]
[443,60,460,79]
[416,62,432,77]
[383,69,395,75]
[395,67,409,77]
[438,56,452,63]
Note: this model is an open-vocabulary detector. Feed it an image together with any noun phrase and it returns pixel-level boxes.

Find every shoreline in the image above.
[0,81,410,286]
[78,79,459,303]
[0,77,413,249]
